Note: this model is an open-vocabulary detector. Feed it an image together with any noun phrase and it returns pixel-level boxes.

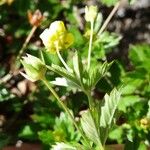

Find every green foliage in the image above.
[0,0,149,148]
[18,125,37,140]
[0,85,15,102]
[101,0,119,6]
[38,111,81,147]
[80,88,121,147]
[109,44,150,148]
[0,134,10,149]
[97,31,121,50]
[80,110,101,146]
[129,44,150,72]
[100,88,121,127]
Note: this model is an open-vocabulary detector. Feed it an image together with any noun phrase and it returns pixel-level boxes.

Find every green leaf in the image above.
[52,142,77,150]
[73,52,83,82]
[129,44,150,72]
[80,110,101,145]
[138,142,147,150]
[38,130,54,145]
[100,88,121,127]
[97,31,121,51]
[121,78,143,95]
[109,126,124,143]
[18,125,36,140]
[69,27,85,49]
[101,0,119,6]
[53,111,81,143]
[118,95,141,112]
[94,12,103,33]
[46,64,81,89]
[87,61,113,89]
[0,85,15,102]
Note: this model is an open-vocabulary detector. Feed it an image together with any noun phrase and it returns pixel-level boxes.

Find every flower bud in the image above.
[20,54,46,82]
[40,21,74,53]
[85,5,98,22]
[28,10,43,27]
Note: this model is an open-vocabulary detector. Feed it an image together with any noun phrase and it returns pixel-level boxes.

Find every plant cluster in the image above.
[0,0,150,150]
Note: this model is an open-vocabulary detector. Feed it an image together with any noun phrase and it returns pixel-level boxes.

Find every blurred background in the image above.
[0,0,150,149]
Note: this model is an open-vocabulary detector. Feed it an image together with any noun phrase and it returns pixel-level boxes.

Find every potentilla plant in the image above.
[21,5,121,150]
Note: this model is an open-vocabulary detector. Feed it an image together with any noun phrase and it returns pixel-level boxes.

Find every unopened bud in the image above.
[85,5,98,22]
[20,54,46,82]
[28,10,43,27]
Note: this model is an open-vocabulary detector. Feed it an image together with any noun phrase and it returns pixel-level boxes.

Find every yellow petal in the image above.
[64,33,74,48]
[49,21,66,34]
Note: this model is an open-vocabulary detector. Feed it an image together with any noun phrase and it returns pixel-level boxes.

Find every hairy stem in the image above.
[42,77,91,148]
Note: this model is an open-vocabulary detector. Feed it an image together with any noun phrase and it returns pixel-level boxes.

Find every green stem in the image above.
[41,77,91,148]
[55,43,72,72]
[87,21,94,71]
[85,91,93,111]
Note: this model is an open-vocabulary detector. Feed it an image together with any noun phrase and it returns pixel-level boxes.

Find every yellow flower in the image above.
[40,21,74,53]
[85,5,98,22]
[140,118,150,129]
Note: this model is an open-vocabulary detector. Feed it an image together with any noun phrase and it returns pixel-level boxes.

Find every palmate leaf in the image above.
[100,88,121,127]
[87,61,113,89]
[80,110,101,146]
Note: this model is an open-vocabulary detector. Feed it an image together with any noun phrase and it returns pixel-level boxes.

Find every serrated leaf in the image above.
[87,61,113,89]
[38,130,54,145]
[100,88,121,127]
[80,110,101,146]
[129,44,150,72]
[46,64,81,89]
